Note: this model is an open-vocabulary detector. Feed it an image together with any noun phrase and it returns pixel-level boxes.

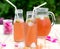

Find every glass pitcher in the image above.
[34,8,56,37]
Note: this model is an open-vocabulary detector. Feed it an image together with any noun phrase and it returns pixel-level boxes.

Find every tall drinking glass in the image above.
[25,11,37,48]
[14,9,25,43]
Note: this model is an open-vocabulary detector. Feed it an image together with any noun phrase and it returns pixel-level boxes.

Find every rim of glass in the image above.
[3,19,12,21]
[35,8,48,12]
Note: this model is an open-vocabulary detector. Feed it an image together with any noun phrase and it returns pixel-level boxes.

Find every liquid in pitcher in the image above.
[35,17,51,36]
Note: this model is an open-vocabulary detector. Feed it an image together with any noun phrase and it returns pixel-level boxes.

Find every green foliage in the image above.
[0,0,60,20]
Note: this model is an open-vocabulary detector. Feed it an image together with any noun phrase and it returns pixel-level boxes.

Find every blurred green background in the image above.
[0,0,60,23]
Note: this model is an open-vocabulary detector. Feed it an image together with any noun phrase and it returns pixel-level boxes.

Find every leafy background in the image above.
[0,0,60,23]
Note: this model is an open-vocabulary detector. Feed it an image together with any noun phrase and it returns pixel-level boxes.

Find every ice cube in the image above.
[28,22,33,26]
[19,42,25,48]
[30,42,36,48]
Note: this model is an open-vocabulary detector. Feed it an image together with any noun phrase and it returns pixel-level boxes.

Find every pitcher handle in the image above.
[48,11,56,26]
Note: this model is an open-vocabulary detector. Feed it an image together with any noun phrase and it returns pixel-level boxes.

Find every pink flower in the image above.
[46,36,58,43]
[52,39,58,43]
[2,44,6,47]
[15,44,18,47]
[45,36,51,41]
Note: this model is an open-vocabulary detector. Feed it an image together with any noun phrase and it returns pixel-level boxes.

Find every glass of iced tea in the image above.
[14,9,25,43]
[25,11,37,48]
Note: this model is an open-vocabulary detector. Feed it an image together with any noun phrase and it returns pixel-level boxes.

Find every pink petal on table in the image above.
[51,39,58,43]
[2,44,6,47]
[46,36,51,39]
[15,44,18,47]
[45,36,51,41]
[46,39,51,41]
